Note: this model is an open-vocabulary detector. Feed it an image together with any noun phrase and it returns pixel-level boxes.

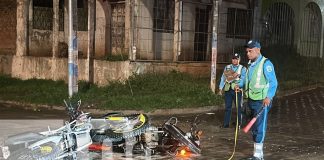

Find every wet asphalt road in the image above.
[0,87,324,159]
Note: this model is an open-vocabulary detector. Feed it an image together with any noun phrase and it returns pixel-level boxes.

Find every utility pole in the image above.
[68,0,78,97]
[210,0,220,93]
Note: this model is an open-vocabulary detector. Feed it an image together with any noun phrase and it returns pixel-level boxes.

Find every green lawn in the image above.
[0,71,223,111]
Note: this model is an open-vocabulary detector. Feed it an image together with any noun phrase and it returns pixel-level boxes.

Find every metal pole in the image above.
[68,0,78,97]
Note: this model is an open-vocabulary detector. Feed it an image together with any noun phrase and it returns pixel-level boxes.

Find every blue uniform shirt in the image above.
[247,54,278,100]
[219,64,247,90]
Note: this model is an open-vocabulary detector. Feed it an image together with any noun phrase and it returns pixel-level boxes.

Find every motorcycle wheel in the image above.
[8,142,62,160]
[163,123,201,154]
[92,113,150,143]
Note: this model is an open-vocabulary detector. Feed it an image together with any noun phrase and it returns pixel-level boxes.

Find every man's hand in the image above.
[232,72,239,78]
[234,85,241,92]
[218,89,223,96]
[263,97,271,107]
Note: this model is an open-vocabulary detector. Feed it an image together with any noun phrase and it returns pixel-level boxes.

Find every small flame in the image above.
[176,147,192,158]
[180,149,186,156]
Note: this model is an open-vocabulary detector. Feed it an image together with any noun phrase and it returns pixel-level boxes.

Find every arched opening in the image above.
[262,2,294,48]
[300,2,321,57]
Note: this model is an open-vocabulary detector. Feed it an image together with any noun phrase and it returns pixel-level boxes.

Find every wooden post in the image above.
[210,0,220,93]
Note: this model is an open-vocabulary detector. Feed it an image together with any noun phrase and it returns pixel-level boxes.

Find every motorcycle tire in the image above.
[92,113,150,143]
[163,123,201,154]
[8,142,62,160]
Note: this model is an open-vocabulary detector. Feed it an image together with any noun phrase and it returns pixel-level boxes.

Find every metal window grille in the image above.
[33,0,87,31]
[33,0,53,30]
[178,1,213,62]
[153,0,174,33]
[193,6,212,61]
[226,8,252,39]
[300,2,321,57]
[77,0,88,31]
[111,2,126,55]
[262,2,294,48]
[59,0,64,31]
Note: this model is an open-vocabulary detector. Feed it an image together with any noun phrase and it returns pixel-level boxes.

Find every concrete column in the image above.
[107,2,112,56]
[86,0,95,83]
[210,0,220,93]
[53,0,59,58]
[28,0,33,56]
[173,0,181,61]
[16,0,29,56]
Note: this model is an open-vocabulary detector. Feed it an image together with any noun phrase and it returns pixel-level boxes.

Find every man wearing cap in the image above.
[218,53,246,128]
[244,40,278,160]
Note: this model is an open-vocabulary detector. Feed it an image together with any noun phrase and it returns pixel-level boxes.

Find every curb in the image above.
[0,100,222,116]
[1,85,322,116]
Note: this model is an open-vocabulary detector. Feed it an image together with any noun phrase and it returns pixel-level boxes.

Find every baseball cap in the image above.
[244,40,261,49]
[232,53,240,59]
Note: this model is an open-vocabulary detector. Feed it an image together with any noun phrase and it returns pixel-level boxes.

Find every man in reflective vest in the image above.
[244,40,278,160]
[218,53,246,128]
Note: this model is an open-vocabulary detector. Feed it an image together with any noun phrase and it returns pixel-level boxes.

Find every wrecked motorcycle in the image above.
[2,100,150,160]
[3,99,92,160]
[89,115,203,158]
[2,99,203,159]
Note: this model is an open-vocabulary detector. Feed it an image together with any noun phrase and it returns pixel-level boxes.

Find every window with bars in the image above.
[226,8,252,39]
[33,0,87,31]
[59,0,64,31]
[76,0,88,31]
[153,0,175,33]
[33,0,53,30]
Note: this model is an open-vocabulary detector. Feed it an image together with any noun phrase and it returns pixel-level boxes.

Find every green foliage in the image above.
[0,75,68,105]
[0,72,222,111]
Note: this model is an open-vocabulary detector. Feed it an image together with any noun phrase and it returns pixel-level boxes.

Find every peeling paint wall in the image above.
[29,30,53,56]
[0,55,211,86]
[131,62,211,78]
[0,55,13,75]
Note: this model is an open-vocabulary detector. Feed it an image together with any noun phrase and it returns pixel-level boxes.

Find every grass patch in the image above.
[0,72,223,111]
[0,75,68,105]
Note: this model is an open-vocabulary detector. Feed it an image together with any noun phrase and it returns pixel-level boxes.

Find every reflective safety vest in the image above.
[245,57,269,100]
[224,64,243,91]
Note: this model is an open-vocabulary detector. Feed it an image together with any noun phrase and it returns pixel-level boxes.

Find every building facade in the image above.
[0,0,323,86]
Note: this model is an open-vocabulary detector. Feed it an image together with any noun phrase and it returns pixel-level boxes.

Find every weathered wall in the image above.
[0,0,16,55]
[0,55,211,86]
[0,55,13,75]
[131,61,211,78]
[29,30,53,57]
